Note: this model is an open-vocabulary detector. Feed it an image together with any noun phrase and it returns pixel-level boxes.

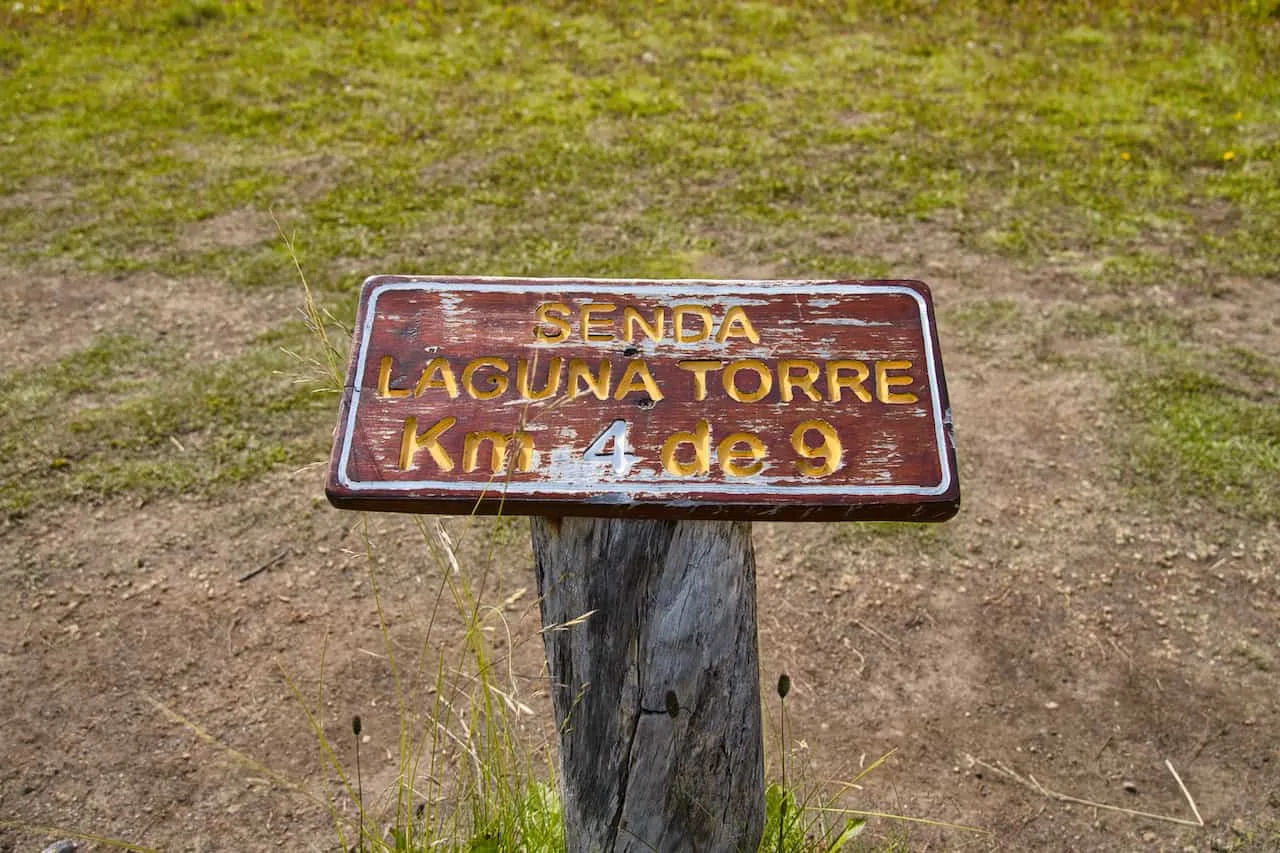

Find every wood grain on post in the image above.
[532,516,764,853]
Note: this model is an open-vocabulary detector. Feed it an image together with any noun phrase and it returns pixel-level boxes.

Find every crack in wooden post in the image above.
[610,697,643,848]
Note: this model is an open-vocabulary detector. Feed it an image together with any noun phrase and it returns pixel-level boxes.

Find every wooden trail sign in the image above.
[327,276,958,522]
[325,276,960,853]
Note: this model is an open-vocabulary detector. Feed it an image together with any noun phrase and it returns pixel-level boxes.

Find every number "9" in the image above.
[791,419,843,477]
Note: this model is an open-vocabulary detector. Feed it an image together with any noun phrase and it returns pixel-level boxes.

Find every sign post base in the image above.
[532,516,764,853]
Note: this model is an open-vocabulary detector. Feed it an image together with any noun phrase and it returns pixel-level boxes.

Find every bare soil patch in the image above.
[1,233,1277,852]
[178,208,278,254]
[0,266,289,374]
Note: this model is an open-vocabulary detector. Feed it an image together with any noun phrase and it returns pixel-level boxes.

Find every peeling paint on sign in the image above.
[326,276,960,521]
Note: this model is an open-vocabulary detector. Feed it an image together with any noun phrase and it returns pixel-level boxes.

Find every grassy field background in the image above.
[1,2,1278,851]
[2,0,1276,520]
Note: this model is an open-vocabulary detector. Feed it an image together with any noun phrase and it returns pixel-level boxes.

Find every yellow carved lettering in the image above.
[717,432,766,477]
[875,360,918,404]
[613,359,664,402]
[414,357,460,398]
[623,306,665,344]
[826,360,871,403]
[463,431,535,473]
[376,355,412,398]
[714,306,760,344]
[516,356,563,400]
[399,415,456,471]
[778,359,821,403]
[722,359,772,403]
[462,357,509,400]
[568,358,612,400]
[661,419,711,476]
[792,419,842,477]
[534,302,572,344]
[677,360,723,401]
[673,305,713,343]
[581,303,616,342]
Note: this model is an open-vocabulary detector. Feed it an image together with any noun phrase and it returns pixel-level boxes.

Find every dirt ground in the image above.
[2,223,1277,852]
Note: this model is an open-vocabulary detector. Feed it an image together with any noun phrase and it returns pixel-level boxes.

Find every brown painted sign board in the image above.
[326,276,959,521]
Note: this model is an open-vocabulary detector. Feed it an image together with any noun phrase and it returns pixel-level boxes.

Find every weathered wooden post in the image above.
[327,276,958,853]
[532,516,763,851]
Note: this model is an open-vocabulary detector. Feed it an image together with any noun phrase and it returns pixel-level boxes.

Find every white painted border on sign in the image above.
[337,278,954,500]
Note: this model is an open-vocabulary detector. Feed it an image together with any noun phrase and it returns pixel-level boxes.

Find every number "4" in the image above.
[583,419,640,476]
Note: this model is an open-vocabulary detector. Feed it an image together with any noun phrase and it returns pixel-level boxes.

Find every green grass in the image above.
[1040,301,1280,519]
[1123,357,1280,521]
[3,1,1278,288]
[0,323,334,514]
[3,0,1276,520]
[941,298,1026,359]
